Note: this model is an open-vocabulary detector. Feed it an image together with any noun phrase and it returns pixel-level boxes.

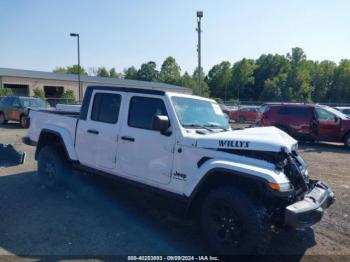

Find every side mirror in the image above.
[334,116,339,123]
[152,115,171,135]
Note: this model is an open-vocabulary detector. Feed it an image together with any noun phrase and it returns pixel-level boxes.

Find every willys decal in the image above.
[218,140,250,148]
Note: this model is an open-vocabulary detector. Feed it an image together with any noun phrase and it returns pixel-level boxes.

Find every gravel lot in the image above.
[0,122,349,260]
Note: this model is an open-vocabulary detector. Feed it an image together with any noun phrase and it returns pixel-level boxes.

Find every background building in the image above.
[0,68,190,105]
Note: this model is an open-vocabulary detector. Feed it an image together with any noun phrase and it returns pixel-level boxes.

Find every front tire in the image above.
[200,186,271,255]
[37,146,71,188]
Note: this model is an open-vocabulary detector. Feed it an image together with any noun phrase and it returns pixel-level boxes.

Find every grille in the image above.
[284,155,309,198]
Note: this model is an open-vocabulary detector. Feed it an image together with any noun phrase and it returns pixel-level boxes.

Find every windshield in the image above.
[322,105,348,119]
[172,96,229,129]
[20,98,48,108]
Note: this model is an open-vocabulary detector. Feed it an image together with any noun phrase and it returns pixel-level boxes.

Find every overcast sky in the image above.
[1,0,350,74]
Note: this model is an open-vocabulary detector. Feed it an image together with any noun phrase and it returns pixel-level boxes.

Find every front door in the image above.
[76,91,124,170]
[118,94,174,185]
[315,107,341,141]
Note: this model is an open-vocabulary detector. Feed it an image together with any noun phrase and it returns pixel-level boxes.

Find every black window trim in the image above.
[90,92,122,124]
[80,86,165,120]
[127,95,169,131]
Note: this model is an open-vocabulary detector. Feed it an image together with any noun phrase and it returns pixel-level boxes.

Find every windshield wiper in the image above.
[204,124,230,132]
[183,124,215,132]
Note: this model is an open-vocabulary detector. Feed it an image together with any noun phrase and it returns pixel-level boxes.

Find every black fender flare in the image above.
[184,168,270,217]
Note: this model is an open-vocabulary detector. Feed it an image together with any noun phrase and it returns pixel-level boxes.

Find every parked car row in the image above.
[219,104,259,123]
[1,95,350,148]
[256,103,350,148]
[0,96,50,128]
[219,101,350,147]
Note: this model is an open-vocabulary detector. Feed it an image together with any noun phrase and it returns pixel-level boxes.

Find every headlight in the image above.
[268,182,292,192]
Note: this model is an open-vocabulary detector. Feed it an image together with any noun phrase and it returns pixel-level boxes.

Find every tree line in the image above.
[53,47,350,103]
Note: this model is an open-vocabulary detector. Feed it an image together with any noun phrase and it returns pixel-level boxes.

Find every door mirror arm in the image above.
[161,130,172,137]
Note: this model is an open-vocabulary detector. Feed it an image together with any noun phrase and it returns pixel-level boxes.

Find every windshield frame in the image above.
[170,95,230,130]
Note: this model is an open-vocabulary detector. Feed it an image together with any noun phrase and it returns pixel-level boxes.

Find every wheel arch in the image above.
[185,168,269,218]
[35,128,78,161]
[342,129,350,141]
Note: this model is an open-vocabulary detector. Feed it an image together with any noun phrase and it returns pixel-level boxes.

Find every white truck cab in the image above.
[27,86,335,255]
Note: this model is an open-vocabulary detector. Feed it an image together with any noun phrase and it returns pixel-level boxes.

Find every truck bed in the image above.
[28,110,79,144]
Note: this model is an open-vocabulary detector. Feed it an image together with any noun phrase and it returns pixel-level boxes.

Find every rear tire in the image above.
[344,133,350,149]
[37,146,71,188]
[200,186,271,255]
[0,112,7,125]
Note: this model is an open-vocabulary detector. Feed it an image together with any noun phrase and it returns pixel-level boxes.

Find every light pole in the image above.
[70,33,81,102]
[196,11,203,96]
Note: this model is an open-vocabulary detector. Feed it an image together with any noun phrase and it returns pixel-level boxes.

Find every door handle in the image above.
[87,129,99,135]
[121,136,135,142]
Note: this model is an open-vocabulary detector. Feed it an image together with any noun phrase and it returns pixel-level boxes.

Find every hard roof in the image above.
[0,67,189,92]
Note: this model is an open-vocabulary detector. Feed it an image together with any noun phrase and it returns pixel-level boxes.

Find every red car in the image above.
[229,106,259,123]
[257,103,350,148]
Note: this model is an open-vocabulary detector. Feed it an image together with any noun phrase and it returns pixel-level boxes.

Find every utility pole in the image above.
[70,33,81,102]
[196,11,203,96]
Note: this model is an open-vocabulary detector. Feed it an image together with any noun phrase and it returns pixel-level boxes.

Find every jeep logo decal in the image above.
[219,140,250,148]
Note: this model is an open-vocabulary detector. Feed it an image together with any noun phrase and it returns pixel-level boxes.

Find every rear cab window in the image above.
[128,96,168,130]
[90,93,122,124]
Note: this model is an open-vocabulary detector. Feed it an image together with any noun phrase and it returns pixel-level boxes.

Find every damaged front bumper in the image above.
[284,181,335,228]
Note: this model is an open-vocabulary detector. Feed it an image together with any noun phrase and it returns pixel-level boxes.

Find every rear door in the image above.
[118,94,175,185]
[315,107,341,141]
[276,106,312,137]
[75,90,124,170]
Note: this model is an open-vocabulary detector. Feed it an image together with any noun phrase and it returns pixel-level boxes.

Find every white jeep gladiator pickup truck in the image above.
[27,85,335,255]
